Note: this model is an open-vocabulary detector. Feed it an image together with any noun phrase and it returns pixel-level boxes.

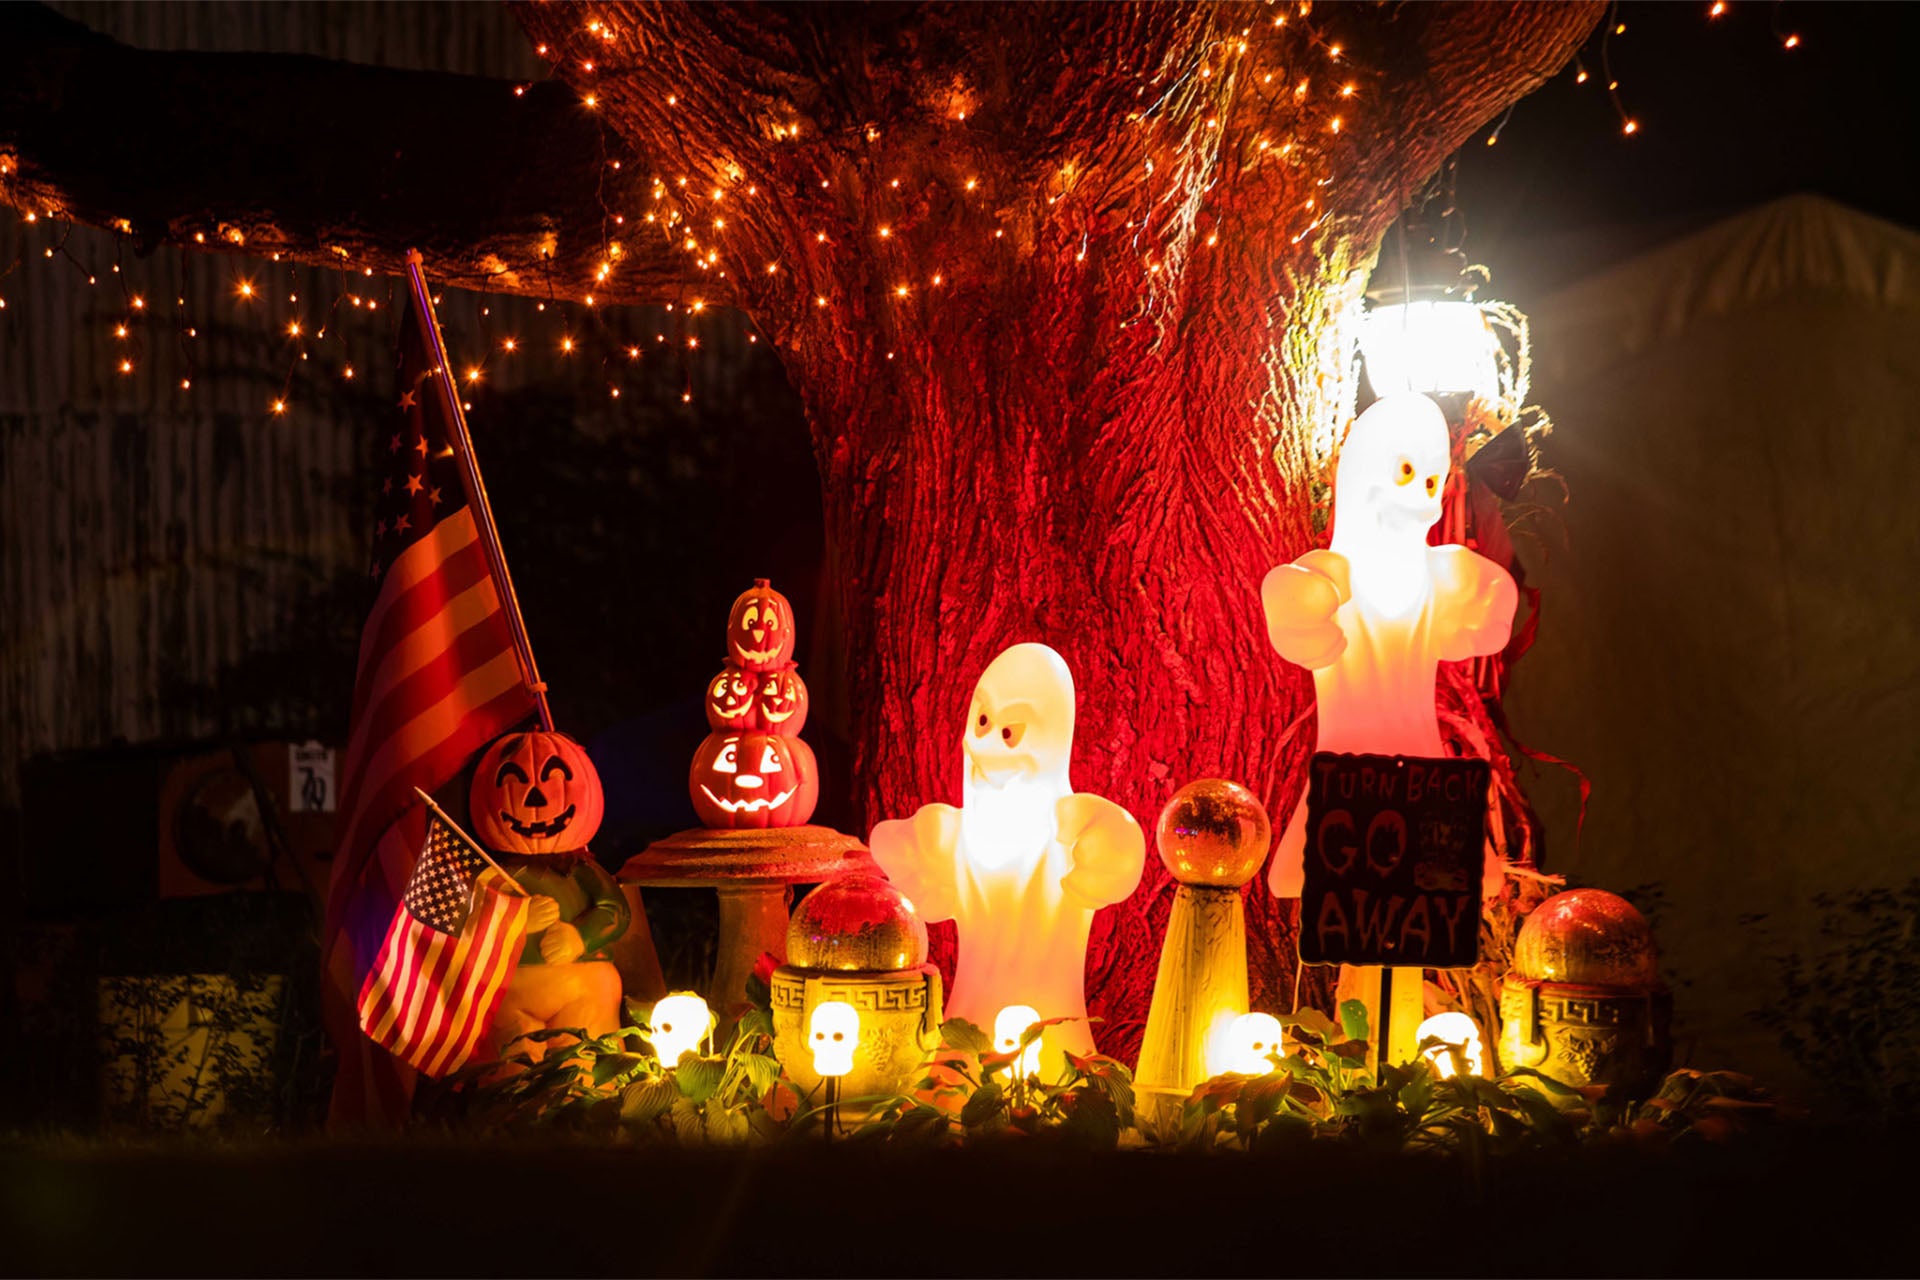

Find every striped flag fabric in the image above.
[357,804,529,1078]
[321,290,538,1125]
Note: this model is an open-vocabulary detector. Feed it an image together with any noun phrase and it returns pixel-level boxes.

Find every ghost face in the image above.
[808,1000,860,1078]
[962,643,1076,789]
[1333,394,1451,546]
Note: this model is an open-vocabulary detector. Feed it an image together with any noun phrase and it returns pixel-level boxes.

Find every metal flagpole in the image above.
[403,250,553,731]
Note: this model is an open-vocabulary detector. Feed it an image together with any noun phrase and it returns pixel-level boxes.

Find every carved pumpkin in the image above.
[726,579,796,671]
[705,667,758,731]
[689,731,819,829]
[471,730,605,854]
[754,667,809,736]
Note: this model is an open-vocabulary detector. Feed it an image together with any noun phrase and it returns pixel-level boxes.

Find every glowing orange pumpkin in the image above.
[471,730,605,854]
[689,731,818,829]
[726,579,796,671]
[753,667,809,736]
[705,667,758,731]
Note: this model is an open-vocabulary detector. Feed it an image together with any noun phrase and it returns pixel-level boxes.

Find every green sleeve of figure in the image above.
[568,860,630,959]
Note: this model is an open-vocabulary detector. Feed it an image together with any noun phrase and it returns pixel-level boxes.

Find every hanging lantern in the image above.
[1358,298,1503,405]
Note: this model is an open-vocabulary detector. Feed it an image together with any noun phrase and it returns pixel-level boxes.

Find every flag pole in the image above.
[403,249,553,731]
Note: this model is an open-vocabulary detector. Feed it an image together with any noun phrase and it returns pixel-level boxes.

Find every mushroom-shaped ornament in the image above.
[871,643,1145,1071]
[1260,394,1517,900]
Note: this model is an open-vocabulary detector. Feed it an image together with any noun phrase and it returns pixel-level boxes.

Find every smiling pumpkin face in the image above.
[471,730,605,854]
[753,668,809,735]
[705,668,758,731]
[689,731,819,829]
[726,579,796,671]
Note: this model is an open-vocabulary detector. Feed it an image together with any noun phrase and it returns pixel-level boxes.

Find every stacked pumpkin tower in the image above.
[689,579,819,829]
[624,578,872,1015]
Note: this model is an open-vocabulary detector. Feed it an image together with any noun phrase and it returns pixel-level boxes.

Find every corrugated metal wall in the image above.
[0,3,754,805]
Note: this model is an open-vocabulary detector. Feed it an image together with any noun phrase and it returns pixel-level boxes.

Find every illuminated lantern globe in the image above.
[771,874,944,1112]
[1134,778,1271,1132]
[1498,889,1671,1092]
[870,642,1145,1073]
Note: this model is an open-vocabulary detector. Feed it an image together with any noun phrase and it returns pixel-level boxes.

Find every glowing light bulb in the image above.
[1416,1012,1486,1079]
[1212,1012,1287,1076]
[993,1006,1044,1080]
[649,993,711,1064]
[808,1001,860,1078]
[1357,300,1501,401]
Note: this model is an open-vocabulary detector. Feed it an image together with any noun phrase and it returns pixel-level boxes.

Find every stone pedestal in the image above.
[618,825,874,1014]
[1135,885,1249,1136]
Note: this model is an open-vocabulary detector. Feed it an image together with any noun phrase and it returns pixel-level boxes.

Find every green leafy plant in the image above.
[1176,1001,1586,1158]
[424,994,792,1144]
[805,1016,1137,1150]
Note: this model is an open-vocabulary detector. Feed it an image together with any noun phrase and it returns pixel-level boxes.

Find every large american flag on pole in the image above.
[357,798,530,1078]
[321,287,538,1126]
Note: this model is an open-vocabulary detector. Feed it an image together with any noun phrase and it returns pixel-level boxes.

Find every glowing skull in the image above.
[1416,1011,1486,1079]
[808,1000,861,1078]
[649,992,711,1065]
[1208,1011,1287,1076]
[994,1005,1045,1080]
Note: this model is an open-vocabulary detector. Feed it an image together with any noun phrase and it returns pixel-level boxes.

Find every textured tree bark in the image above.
[1,0,1603,1058]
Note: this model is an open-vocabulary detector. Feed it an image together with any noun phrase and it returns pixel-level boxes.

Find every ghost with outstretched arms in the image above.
[1261,393,1518,900]
[871,643,1144,1069]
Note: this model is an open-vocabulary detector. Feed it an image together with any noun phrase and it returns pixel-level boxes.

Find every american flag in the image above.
[356,801,530,1078]
[321,283,538,1125]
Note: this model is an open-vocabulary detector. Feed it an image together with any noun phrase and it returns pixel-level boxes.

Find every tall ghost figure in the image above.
[1261,394,1518,899]
[871,643,1145,1067]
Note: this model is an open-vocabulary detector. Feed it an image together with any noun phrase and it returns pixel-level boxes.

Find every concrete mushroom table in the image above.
[618,824,876,1014]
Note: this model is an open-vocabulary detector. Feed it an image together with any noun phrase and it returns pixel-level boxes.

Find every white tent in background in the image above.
[1506,194,1920,1105]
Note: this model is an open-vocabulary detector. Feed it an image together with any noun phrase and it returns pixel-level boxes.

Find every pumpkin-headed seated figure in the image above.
[469,729,629,1062]
[871,643,1145,1077]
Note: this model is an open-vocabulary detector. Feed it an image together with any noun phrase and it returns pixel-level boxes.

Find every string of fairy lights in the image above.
[0,1,1803,421]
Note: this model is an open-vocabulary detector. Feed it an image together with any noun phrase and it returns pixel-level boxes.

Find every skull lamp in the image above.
[1212,1011,1287,1076]
[993,1004,1044,1080]
[649,992,712,1065]
[808,1000,861,1078]
[1416,1010,1486,1079]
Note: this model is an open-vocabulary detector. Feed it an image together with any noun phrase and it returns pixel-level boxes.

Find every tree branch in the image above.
[0,2,722,304]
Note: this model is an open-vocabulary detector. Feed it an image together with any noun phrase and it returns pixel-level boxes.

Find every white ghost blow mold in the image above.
[870,643,1145,1071]
[1261,394,1517,901]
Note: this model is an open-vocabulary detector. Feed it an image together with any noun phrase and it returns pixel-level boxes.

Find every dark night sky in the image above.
[1452,1,1920,302]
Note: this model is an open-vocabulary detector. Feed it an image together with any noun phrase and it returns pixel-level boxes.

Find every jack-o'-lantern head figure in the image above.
[470,730,604,855]
[705,668,757,731]
[726,579,796,671]
[689,731,819,829]
[963,643,1075,790]
[1332,393,1450,548]
[754,668,809,735]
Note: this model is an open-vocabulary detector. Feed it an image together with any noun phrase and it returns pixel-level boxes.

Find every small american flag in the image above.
[357,800,529,1079]
[321,277,538,1125]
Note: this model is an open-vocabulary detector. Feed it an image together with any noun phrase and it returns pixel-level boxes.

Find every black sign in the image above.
[1298,753,1487,969]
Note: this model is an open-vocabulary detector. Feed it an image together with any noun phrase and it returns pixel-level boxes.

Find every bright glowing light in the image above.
[649,992,711,1064]
[993,1005,1044,1080]
[1211,1012,1286,1076]
[1261,396,1518,897]
[1357,301,1501,402]
[808,1001,860,1078]
[1417,1011,1486,1078]
[871,644,1145,1064]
